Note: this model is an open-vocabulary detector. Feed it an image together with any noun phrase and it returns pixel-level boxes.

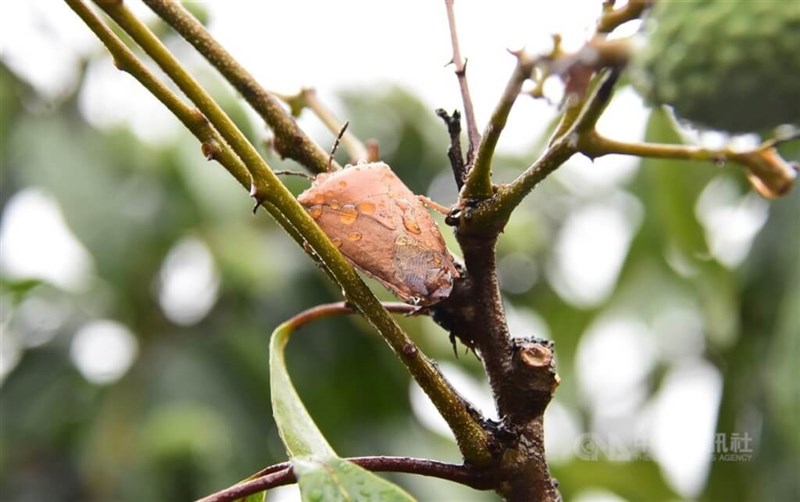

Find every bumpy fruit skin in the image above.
[633,0,800,133]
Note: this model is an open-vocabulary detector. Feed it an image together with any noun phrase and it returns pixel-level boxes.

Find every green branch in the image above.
[64,0,248,188]
[274,87,370,164]
[63,0,315,269]
[443,0,481,164]
[579,129,798,198]
[462,51,538,201]
[69,0,492,465]
[466,71,620,232]
[92,1,275,199]
[596,0,649,34]
[141,0,336,174]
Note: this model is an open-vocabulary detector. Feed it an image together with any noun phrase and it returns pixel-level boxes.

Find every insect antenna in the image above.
[272,170,315,180]
[273,120,350,179]
[328,120,350,172]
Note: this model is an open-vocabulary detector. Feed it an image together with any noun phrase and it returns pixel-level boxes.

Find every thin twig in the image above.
[462,51,538,201]
[548,61,621,148]
[64,0,246,188]
[198,466,293,502]
[579,130,797,198]
[93,0,279,203]
[457,1,637,216]
[274,88,369,165]
[443,0,480,165]
[64,0,332,285]
[436,108,467,189]
[493,72,619,219]
[572,68,621,133]
[198,457,494,502]
[479,65,795,231]
[596,0,650,34]
[465,70,621,232]
[141,0,337,173]
[284,301,419,330]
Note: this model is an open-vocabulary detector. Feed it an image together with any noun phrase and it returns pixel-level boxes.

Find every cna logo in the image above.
[573,432,755,463]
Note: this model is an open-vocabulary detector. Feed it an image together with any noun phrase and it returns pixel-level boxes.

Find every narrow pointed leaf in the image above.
[240,491,267,502]
[269,319,336,457]
[294,457,415,502]
[268,320,416,502]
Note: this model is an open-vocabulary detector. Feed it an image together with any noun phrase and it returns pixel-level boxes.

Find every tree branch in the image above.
[79,0,492,465]
[92,0,278,203]
[272,87,369,165]
[432,78,616,502]
[436,108,467,190]
[434,271,562,501]
[579,129,797,198]
[63,0,320,277]
[443,0,480,165]
[282,301,417,328]
[198,456,495,502]
[465,70,620,233]
[596,0,650,34]
[462,51,538,201]
[64,0,245,189]
[141,0,337,174]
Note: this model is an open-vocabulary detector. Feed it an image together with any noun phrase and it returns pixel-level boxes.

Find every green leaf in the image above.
[639,108,711,260]
[269,321,416,502]
[294,457,415,502]
[239,491,267,502]
[638,108,739,345]
[269,319,336,458]
[552,458,678,501]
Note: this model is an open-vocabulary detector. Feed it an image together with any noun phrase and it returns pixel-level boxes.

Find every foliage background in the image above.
[1,5,799,502]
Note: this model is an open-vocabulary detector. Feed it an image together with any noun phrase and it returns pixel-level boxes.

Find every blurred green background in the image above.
[1,17,799,502]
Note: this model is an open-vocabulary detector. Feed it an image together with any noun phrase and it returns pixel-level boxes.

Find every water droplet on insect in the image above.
[331,237,342,248]
[357,200,376,215]
[339,205,358,224]
[338,180,348,188]
[403,215,421,234]
[313,193,325,205]
[308,205,323,219]
[328,199,340,210]
[347,232,362,242]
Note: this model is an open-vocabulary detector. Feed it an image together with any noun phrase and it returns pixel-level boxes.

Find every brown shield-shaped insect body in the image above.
[297,162,459,305]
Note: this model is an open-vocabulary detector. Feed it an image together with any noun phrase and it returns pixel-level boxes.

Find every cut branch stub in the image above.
[297,162,461,306]
[507,337,559,421]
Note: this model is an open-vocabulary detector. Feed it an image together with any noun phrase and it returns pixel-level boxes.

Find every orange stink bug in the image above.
[297,162,459,306]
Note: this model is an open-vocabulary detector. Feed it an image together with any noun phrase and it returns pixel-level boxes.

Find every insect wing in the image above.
[297,162,458,305]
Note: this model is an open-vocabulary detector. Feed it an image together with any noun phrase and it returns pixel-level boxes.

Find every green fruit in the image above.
[633,0,800,134]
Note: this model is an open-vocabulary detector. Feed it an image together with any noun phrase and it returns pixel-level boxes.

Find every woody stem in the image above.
[443,0,481,165]
[76,0,493,464]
